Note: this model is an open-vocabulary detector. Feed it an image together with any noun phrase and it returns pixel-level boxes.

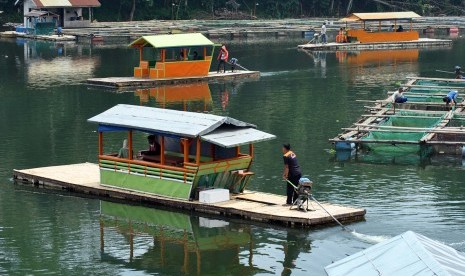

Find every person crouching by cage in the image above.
[443,90,458,108]
[282,143,302,206]
[230,57,238,72]
[217,44,229,73]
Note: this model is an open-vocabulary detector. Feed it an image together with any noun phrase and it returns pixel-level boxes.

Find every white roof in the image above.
[325,231,465,276]
[88,104,275,147]
[201,126,276,147]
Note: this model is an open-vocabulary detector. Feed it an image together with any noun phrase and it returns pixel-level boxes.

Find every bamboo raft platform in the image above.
[87,70,260,88]
[12,163,365,227]
[331,77,465,155]
[298,38,452,51]
[0,31,76,41]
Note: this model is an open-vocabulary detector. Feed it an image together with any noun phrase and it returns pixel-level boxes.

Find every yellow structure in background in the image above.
[340,12,421,43]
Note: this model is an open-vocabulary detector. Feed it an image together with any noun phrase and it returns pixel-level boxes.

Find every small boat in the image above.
[87,104,275,200]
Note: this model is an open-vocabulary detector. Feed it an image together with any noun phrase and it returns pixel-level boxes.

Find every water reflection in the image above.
[19,40,99,89]
[99,201,261,274]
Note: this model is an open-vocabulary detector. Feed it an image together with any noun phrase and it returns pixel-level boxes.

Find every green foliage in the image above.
[3,0,465,22]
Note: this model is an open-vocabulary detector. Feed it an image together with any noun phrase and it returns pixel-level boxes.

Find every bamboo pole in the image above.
[406,76,465,82]
[404,84,465,90]
[343,127,465,135]
[360,114,443,119]
[330,138,465,146]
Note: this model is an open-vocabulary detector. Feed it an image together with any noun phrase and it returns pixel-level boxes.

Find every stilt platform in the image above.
[86,71,260,88]
[297,38,452,51]
[13,163,365,228]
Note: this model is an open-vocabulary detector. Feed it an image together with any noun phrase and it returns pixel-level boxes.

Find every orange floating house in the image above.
[340,12,421,43]
[130,33,217,79]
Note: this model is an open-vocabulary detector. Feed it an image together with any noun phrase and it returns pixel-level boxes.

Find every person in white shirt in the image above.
[391,88,408,103]
[321,22,327,44]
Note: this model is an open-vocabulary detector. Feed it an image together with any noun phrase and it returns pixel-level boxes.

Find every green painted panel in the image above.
[101,169,192,200]
[100,201,192,231]
[196,158,252,176]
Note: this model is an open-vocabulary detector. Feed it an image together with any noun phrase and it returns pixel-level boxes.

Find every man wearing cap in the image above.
[443,90,458,107]
[282,143,302,205]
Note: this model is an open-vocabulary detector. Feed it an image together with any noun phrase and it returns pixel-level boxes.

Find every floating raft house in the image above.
[331,77,465,156]
[298,12,452,51]
[14,105,365,227]
[87,33,260,88]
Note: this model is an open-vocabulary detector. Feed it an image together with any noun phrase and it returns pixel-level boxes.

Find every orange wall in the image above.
[347,29,419,43]
[163,60,211,78]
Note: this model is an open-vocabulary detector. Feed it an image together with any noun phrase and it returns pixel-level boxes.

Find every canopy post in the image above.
[210,144,216,161]
[160,136,165,165]
[378,20,381,32]
[182,138,189,163]
[410,19,412,31]
[249,144,254,158]
[394,19,397,30]
[139,47,143,62]
[98,131,103,155]
[161,49,166,62]
[236,146,241,157]
[183,48,187,61]
[196,138,201,164]
[203,47,207,59]
[128,130,133,160]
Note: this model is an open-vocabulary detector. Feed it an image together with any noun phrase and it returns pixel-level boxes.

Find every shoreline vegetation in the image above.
[2,0,465,25]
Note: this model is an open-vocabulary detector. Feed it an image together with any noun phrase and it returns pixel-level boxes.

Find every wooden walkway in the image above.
[298,38,452,51]
[87,71,260,88]
[13,163,365,227]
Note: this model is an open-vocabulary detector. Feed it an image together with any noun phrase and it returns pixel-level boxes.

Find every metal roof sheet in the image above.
[201,127,276,148]
[129,33,215,49]
[325,231,465,276]
[341,11,421,22]
[24,10,59,17]
[87,105,273,143]
[32,0,100,8]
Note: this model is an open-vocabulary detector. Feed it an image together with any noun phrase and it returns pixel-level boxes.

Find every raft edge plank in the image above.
[12,163,365,228]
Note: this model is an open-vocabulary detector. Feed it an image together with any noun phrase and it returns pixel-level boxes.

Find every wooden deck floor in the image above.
[87,71,260,88]
[13,163,365,227]
[298,38,452,51]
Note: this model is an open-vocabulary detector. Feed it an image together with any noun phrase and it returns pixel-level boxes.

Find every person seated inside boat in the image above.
[389,25,394,32]
[117,139,129,159]
[178,51,185,61]
[391,88,408,103]
[443,90,458,107]
[396,25,404,32]
[139,135,161,158]
[192,51,199,60]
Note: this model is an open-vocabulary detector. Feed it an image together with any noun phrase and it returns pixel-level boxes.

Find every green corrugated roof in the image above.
[129,33,215,48]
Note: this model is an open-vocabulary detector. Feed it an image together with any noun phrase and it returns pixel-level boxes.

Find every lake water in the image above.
[1,36,464,275]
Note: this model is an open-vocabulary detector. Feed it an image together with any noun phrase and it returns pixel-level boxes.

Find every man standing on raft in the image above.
[282,143,302,206]
[217,44,229,73]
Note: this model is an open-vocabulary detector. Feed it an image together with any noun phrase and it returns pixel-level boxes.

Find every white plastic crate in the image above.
[199,189,230,204]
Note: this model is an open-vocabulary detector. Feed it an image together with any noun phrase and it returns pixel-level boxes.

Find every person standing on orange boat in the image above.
[217,44,229,73]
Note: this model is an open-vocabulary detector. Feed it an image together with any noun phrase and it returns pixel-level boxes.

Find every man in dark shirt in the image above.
[282,143,302,205]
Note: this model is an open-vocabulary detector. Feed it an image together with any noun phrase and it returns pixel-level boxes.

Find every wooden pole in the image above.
[160,136,165,165]
[203,47,207,59]
[183,138,189,163]
[236,146,241,157]
[196,138,201,164]
[406,76,465,82]
[249,144,254,158]
[139,47,143,62]
[98,132,103,155]
[210,144,216,161]
[128,130,133,160]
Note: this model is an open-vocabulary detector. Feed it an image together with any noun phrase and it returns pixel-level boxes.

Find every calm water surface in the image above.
[1,37,465,275]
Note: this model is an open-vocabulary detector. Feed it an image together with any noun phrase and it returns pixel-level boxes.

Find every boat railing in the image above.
[99,155,197,183]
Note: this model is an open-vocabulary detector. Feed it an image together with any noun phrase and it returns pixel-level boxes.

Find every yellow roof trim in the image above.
[340,11,421,22]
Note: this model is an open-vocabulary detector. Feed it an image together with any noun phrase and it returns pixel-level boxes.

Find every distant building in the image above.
[15,0,101,28]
